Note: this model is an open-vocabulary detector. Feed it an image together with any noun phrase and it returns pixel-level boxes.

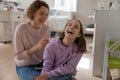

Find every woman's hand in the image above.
[72,76,77,80]
[36,39,49,50]
[27,39,49,56]
[35,74,48,80]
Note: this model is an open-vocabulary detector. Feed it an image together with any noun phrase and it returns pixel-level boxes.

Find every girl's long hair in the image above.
[60,19,86,53]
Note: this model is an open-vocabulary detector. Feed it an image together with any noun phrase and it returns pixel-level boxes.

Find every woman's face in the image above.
[64,19,81,39]
[34,6,49,24]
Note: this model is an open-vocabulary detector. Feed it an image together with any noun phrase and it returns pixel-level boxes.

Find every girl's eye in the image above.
[68,24,72,26]
[68,23,72,26]
[74,26,78,29]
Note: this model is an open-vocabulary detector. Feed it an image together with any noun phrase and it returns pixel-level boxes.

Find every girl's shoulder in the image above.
[47,37,60,47]
[49,37,59,43]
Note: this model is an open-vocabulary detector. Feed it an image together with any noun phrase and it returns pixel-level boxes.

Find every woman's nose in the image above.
[43,15,47,18]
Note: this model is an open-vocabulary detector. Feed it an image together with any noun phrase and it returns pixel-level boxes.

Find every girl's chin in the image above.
[65,34,77,40]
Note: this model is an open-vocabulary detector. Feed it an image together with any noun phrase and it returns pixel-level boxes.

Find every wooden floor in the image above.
[0,36,102,80]
[0,43,19,80]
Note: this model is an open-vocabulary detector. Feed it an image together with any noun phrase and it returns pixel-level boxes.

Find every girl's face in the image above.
[34,6,49,24]
[64,19,81,39]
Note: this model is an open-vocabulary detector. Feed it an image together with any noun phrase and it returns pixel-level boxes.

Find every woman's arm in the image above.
[14,26,30,60]
[27,39,49,56]
[14,25,49,60]
[26,25,50,56]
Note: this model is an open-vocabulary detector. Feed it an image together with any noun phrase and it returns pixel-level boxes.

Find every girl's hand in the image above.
[35,74,48,80]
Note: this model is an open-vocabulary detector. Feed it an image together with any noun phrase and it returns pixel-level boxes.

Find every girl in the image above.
[14,0,50,80]
[36,19,86,80]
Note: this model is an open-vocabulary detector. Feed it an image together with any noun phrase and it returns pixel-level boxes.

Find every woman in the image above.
[36,19,86,80]
[14,0,50,80]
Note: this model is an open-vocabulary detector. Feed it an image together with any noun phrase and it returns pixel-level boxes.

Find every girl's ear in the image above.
[77,33,81,38]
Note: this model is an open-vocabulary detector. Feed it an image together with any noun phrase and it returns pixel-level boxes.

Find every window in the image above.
[55,0,77,11]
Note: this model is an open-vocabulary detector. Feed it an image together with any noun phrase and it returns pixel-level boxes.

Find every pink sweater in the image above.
[14,22,50,66]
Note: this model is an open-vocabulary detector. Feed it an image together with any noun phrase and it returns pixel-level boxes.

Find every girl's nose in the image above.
[71,25,74,29]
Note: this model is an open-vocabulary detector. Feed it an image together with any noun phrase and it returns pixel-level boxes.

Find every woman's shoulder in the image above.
[15,22,29,31]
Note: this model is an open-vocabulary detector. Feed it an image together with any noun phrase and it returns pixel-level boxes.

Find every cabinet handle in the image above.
[17,16,20,18]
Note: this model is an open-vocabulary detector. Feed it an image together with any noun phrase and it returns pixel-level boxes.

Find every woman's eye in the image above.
[45,14,49,16]
[68,24,72,26]
[39,13,48,17]
[39,13,44,15]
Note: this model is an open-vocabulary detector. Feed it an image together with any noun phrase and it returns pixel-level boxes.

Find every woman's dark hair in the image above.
[26,0,49,20]
[60,19,86,53]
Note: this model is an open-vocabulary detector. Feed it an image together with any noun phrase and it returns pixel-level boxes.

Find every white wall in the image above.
[18,0,33,9]
[76,0,94,25]
[45,0,55,8]
[16,0,55,10]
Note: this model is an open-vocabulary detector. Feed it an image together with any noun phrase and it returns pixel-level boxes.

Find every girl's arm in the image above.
[53,52,83,76]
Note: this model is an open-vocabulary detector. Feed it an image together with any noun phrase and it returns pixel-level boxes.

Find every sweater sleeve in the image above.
[41,42,56,77]
[52,52,82,76]
[41,42,83,78]
[14,25,30,60]
[46,27,50,39]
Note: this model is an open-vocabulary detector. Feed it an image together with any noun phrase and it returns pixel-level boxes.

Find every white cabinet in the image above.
[0,22,12,42]
[13,13,24,22]
[0,11,11,42]
[0,13,9,22]
[0,11,25,42]
[10,12,26,40]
